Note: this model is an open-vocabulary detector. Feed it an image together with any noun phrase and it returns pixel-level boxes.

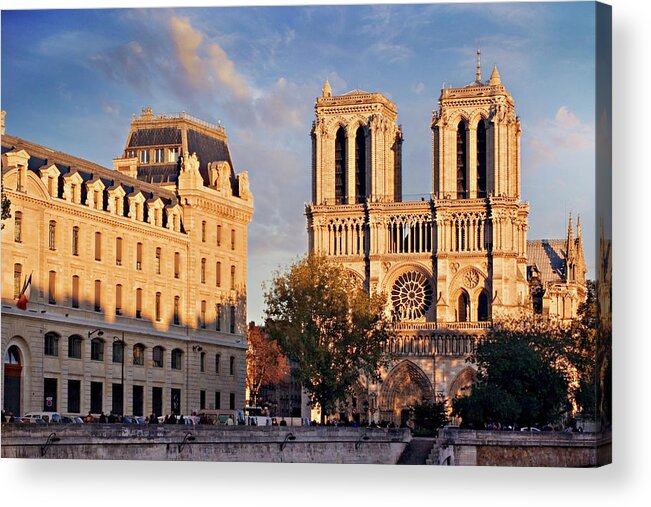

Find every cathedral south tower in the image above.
[431,55,529,323]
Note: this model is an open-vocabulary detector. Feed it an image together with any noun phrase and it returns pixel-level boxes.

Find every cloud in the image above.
[413,82,425,94]
[102,103,120,118]
[207,42,251,100]
[554,105,580,129]
[169,16,206,87]
[526,106,594,167]
[168,16,251,100]
[89,41,152,92]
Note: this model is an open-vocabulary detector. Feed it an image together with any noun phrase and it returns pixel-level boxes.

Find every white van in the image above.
[23,411,63,424]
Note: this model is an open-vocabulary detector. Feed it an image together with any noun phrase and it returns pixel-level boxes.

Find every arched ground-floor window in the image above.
[4,345,23,416]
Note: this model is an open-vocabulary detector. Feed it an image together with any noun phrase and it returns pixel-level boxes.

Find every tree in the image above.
[264,254,394,423]
[412,399,450,435]
[246,321,288,407]
[451,316,575,429]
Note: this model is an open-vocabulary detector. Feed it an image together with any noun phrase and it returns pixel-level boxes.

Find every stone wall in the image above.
[438,429,611,467]
[1,424,410,464]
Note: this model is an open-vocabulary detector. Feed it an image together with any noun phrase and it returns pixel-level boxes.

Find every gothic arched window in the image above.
[477,119,487,197]
[355,127,366,202]
[456,121,467,199]
[478,291,489,322]
[334,127,347,204]
[458,290,470,322]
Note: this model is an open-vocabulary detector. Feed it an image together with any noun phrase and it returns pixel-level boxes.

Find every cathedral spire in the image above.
[322,79,332,98]
[475,48,482,83]
[489,64,501,85]
[566,213,575,261]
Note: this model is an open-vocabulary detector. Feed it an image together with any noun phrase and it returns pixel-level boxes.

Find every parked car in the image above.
[520,427,541,432]
[23,411,63,424]
[122,415,146,425]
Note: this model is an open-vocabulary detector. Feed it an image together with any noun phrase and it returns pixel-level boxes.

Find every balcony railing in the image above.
[383,334,478,357]
[391,321,491,331]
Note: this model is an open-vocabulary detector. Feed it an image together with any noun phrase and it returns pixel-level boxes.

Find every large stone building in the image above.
[1,109,253,419]
[305,57,586,425]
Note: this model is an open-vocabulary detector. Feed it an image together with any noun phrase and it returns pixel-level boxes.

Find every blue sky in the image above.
[1,2,598,323]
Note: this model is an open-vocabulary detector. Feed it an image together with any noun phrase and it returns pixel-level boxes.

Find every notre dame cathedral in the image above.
[305,54,587,425]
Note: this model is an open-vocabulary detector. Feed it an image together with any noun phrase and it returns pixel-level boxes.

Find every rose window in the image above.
[391,271,433,321]
[463,269,480,288]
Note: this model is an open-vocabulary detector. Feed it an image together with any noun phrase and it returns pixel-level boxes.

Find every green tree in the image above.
[412,399,450,435]
[452,317,573,429]
[264,254,394,423]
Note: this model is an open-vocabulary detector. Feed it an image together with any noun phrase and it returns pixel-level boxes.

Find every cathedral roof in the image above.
[527,239,566,284]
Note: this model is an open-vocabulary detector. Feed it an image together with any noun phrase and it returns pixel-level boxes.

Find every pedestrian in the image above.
[99,411,107,423]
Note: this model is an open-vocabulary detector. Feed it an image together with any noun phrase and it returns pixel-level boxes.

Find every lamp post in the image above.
[113,333,125,416]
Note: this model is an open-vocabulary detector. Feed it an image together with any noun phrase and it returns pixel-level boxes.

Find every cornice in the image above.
[5,189,189,244]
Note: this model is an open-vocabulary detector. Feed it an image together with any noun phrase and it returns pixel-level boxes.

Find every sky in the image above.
[1,2,598,323]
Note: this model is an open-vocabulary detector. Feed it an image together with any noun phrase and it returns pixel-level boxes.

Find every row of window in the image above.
[43,332,237,374]
[46,377,236,415]
[18,219,238,284]
[17,267,237,328]
[15,264,238,319]
[126,147,180,165]
[198,220,237,251]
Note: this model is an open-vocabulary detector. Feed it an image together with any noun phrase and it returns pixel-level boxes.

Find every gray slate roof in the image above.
[527,239,566,284]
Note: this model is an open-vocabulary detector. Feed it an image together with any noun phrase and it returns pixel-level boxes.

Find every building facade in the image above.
[305,59,586,425]
[1,109,253,419]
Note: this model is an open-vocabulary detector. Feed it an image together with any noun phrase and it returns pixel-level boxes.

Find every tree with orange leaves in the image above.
[246,321,288,407]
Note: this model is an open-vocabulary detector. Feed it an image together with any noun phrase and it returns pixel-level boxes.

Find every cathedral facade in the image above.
[305,59,586,425]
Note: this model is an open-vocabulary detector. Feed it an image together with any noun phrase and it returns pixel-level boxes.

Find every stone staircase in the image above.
[397,437,436,465]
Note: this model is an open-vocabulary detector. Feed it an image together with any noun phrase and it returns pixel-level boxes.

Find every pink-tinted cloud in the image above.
[169,16,251,100]
[169,17,206,87]
[526,105,594,167]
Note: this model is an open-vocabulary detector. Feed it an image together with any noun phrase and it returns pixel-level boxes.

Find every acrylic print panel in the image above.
[0,1,611,467]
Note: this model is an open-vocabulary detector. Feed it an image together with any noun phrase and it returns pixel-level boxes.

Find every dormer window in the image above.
[168,147,179,163]
[154,148,165,163]
[139,150,150,164]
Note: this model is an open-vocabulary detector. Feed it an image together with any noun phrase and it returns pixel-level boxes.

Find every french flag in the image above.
[16,273,32,310]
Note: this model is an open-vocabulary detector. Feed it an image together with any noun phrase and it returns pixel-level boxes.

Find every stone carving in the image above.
[181,152,200,174]
[463,269,480,288]
[238,171,250,200]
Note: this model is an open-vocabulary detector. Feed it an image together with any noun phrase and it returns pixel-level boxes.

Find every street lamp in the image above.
[88,328,104,339]
[113,333,125,416]
[280,432,296,451]
[41,432,61,457]
[178,432,196,453]
[355,432,371,450]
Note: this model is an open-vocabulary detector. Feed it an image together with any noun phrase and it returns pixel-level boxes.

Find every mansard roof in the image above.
[1,133,179,207]
[127,127,182,147]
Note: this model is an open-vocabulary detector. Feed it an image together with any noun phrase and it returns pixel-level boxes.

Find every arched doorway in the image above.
[4,345,22,416]
[379,360,434,425]
[448,367,477,400]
